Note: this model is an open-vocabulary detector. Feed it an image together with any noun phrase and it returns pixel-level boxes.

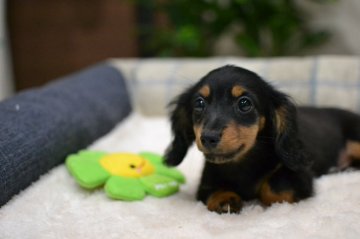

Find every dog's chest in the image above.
[213,162,272,200]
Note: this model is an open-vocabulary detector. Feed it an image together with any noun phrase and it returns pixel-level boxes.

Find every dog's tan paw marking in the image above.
[207,191,243,214]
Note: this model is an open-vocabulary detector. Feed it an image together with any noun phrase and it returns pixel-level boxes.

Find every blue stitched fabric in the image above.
[0,63,132,206]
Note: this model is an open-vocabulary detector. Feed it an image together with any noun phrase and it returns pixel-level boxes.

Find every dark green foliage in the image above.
[137,0,334,57]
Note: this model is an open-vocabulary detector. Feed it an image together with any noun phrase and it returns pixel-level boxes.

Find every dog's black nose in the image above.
[201,131,221,149]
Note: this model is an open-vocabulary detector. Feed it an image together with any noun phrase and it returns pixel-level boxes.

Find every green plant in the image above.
[138,0,334,57]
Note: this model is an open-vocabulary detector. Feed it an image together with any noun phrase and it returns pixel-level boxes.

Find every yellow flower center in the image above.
[99,153,155,178]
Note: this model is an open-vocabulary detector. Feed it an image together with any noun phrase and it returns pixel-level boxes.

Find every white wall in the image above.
[0,0,13,101]
[298,0,360,55]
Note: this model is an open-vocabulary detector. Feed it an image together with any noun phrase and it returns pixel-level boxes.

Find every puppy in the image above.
[165,65,360,214]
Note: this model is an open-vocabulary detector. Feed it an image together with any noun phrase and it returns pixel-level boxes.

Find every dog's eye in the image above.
[194,97,206,113]
[237,96,253,113]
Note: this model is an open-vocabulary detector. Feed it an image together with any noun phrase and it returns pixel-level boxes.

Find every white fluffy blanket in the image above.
[1,114,360,239]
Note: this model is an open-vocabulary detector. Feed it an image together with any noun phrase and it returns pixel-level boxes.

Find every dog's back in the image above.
[298,107,360,176]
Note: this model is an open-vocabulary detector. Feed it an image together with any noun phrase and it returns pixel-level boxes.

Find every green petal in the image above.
[139,152,163,166]
[66,151,109,189]
[154,165,186,184]
[139,152,185,183]
[105,176,145,201]
[140,174,180,198]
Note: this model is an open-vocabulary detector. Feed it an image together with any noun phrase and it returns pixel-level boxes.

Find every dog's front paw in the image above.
[207,191,242,214]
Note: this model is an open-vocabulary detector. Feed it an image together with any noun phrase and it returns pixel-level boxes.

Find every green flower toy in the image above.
[66,151,185,201]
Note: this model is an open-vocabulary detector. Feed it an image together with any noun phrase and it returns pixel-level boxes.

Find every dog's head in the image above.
[165,65,309,170]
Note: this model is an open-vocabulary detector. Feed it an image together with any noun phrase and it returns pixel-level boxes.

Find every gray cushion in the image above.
[0,63,132,206]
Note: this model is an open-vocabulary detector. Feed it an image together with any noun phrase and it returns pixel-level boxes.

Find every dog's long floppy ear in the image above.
[270,91,312,171]
[164,89,195,166]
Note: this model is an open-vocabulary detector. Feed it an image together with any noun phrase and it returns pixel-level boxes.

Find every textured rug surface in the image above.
[1,113,360,239]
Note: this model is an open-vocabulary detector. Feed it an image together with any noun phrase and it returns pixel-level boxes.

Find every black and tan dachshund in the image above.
[164,65,360,214]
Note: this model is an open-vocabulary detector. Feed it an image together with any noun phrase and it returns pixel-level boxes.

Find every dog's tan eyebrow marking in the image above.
[199,85,210,97]
[231,85,245,98]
